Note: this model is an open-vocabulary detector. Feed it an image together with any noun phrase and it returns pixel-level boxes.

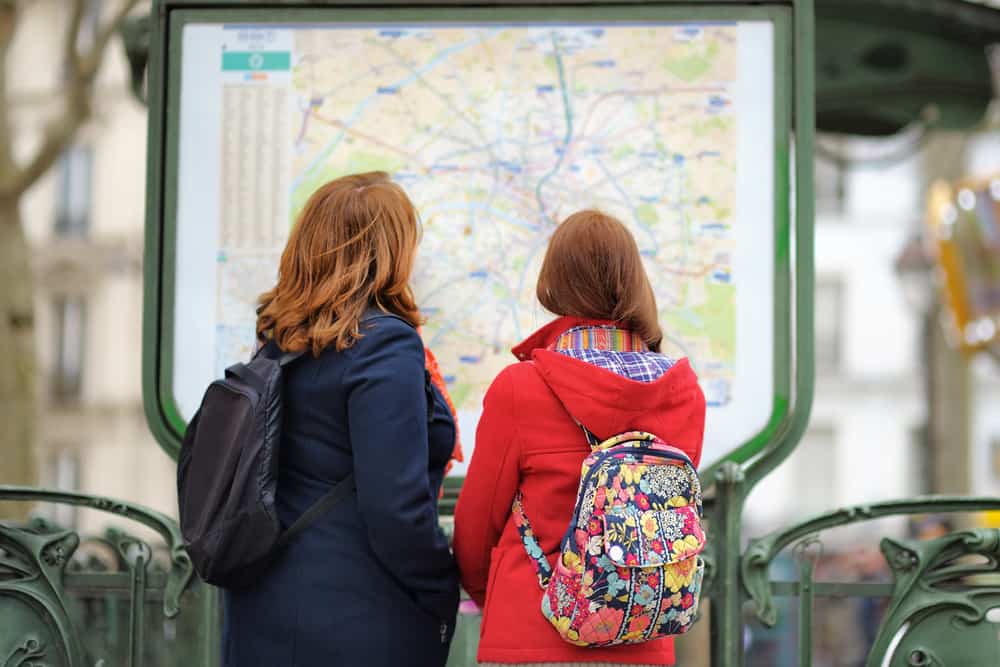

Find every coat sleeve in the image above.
[452,367,520,608]
[343,320,459,623]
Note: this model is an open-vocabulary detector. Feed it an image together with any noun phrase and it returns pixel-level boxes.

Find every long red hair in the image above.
[256,172,422,355]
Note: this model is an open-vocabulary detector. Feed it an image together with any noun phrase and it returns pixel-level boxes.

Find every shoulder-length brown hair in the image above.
[256,171,422,355]
[537,210,663,352]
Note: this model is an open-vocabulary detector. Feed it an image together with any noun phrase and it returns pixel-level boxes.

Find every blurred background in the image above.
[1,1,999,666]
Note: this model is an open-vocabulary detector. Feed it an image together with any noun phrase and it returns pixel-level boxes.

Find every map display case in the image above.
[143,1,806,472]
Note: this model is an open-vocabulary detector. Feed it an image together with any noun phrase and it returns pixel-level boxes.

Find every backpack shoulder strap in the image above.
[271,310,410,548]
[277,473,357,548]
[279,350,305,366]
[512,491,553,589]
[361,307,413,327]
[253,338,305,367]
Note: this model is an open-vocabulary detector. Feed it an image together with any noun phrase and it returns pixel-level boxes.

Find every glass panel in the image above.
[794,425,837,518]
[54,145,93,238]
[814,278,844,376]
[51,450,81,528]
[52,295,87,401]
[815,136,847,217]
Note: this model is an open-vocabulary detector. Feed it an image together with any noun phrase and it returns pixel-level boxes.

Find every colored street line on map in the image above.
[222,51,291,72]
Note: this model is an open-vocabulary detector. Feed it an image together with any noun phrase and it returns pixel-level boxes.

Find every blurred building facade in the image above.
[746,127,1000,544]
[9,0,176,534]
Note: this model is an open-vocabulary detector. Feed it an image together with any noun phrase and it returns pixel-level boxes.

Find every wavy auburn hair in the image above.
[537,210,663,352]
[256,172,422,354]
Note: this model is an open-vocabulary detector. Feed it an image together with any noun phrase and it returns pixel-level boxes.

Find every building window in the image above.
[908,423,932,496]
[815,136,848,217]
[43,450,80,528]
[52,295,86,401]
[54,144,93,238]
[794,425,837,517]
[815,277,844,376]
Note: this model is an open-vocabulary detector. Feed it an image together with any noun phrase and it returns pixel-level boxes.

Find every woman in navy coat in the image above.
[223,172,460,666]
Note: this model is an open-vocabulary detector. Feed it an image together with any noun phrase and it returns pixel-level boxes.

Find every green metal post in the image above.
[711,463,747,666]
[128,553,147,667]
[797,555,814,667]
[200,585,222,667]
[107,593,120,649]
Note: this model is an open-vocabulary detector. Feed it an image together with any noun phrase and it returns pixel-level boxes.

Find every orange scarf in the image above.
[421,331,464,476]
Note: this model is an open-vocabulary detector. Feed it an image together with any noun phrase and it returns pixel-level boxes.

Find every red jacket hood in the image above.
[512,317,706,465]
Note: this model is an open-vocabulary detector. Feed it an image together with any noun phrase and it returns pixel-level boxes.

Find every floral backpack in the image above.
[512,430,706,646]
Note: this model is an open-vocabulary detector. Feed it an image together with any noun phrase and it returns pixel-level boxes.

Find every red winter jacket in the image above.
[453,317,706,665]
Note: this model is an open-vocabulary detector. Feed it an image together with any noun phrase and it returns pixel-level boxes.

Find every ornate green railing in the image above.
[739,496,1000,666]
[6,483,1000,666]
[0,486,215,667]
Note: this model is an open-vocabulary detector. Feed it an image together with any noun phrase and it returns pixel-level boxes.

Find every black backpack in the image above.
[176,342,355,588]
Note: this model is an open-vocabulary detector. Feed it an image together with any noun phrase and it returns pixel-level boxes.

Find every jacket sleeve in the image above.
[343,320,459,623]
[452,368,520,608]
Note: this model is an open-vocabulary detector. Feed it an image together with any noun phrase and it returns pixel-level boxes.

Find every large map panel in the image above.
[173,19,775,466]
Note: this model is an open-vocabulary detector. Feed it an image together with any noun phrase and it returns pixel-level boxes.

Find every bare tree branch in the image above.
[78,0,142,80]
[0,0,18,199]
[9,0,141,197]
[64,0,86,69]
[10,91,88,196]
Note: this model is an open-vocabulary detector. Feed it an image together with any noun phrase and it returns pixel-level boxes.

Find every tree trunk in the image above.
[0,197,37,520]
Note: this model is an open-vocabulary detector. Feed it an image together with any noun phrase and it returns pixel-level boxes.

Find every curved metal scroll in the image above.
[0,525,83,666]
[742,496,1000,628]
[866,529,1000,667]
[0,486,193,619]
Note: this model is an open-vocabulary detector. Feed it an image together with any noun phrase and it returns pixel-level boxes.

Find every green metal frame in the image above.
[0,486,204,667]
[141,0,805,473]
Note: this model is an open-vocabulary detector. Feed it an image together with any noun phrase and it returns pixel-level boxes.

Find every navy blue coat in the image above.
[223,313,460,666]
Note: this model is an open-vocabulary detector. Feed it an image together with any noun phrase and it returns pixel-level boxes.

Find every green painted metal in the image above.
[198,586,222,667]
[744,497,1000,628]
[794,539,821,667]
[124,544,148,667]
[140,0,175,458]
[867,529,1000,667]
[797,557,813,667]
[0,524,83,666]
[0,487,193,619]
[0,487,199,667]
[739,497,1000,665]
[118,14,150,106]
[814,0,1000,135]
[770,580,894,598]
[706,462,749,665]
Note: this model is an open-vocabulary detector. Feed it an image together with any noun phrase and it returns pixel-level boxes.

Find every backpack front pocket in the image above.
[602,506,706,567]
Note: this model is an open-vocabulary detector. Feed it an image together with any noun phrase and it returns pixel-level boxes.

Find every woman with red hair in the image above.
[225,172,459,667]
